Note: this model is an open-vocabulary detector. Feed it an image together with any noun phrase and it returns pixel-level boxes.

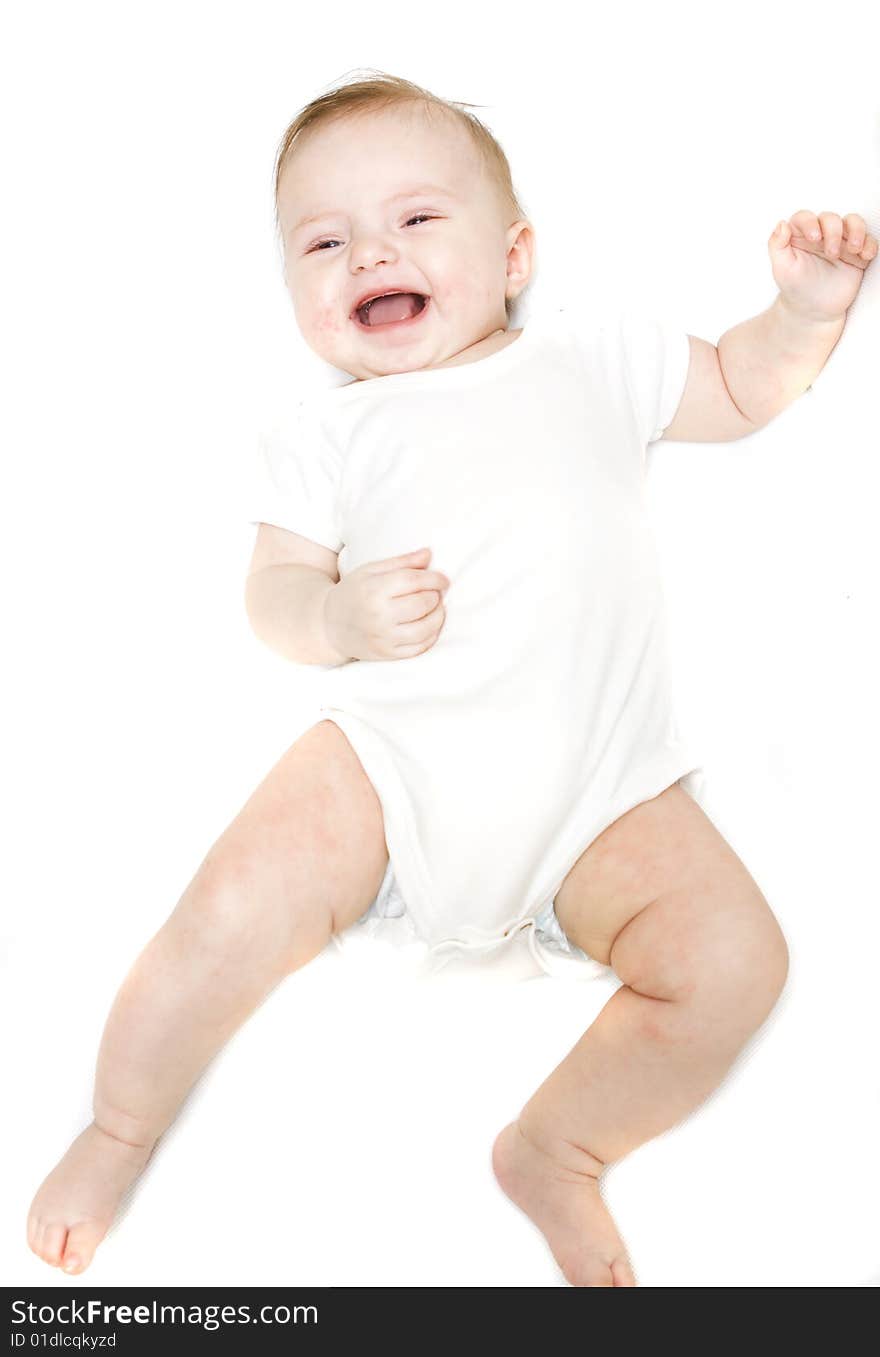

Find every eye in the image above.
[307,215,438,253]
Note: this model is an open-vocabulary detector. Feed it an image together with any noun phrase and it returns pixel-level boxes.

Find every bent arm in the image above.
[245,562,349,666]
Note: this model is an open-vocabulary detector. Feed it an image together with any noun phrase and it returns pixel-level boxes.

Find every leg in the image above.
[492,780,789,1287]
[27,720,388,1275]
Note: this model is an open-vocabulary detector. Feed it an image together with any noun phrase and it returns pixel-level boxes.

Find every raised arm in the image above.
[659,209,876,444]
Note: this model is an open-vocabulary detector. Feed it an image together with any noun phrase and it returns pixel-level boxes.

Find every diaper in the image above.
[331,858,611,983]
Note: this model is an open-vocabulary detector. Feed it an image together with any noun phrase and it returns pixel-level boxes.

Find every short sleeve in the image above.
[617,308,691,445]
[246,400,344,552]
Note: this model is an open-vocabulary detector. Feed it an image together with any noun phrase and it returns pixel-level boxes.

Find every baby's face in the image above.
[277,106,533,381]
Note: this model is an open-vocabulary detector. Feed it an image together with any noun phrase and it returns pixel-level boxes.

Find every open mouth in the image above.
[352,292,430,331]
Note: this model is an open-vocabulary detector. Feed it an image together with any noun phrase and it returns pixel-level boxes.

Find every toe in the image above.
[561,1251,615,1287]
[42,1222,68,1266]
[584,1264,615,1287]
[62,1220,105,1275]
[33,1220,51,1262]
[612,1255,637,1287]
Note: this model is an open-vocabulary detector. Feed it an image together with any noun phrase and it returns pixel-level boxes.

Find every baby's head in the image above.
[273,70,535,382]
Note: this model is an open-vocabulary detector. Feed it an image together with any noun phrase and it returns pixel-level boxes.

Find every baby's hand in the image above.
[323,547,450,661]
[769,210,877,322]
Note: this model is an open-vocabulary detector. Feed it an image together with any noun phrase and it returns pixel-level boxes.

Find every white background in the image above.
[3,0,879,1288]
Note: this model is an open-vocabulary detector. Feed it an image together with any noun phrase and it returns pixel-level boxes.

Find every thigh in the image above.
[192,719,389,952]
[553,780,770,972]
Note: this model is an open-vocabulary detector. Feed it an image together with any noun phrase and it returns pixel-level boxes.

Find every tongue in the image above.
[362,293,423,326]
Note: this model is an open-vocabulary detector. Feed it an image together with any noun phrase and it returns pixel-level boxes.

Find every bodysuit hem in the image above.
[317,706,705,981]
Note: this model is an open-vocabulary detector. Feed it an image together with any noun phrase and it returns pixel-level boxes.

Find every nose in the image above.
[349,234,399,272]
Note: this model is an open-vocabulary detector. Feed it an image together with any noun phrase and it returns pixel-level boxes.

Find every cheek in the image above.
[438,272,480,312]
[449,252,491,300]
[311,306,347,340]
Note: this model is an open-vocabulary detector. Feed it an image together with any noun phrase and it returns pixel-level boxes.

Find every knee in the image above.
[615,889,790,1025]
[759,913,790,1000]
[711,915,789,1031]
[170,857,260,958]
[689,905,790,1028]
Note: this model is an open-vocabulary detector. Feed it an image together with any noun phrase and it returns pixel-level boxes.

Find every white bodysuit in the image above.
[248,306,705,980]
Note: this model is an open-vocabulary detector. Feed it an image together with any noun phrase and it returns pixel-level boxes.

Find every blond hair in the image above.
[272,69,530,318]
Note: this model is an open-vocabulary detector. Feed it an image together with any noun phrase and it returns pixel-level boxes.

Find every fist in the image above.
[324,546,451,662]
[769,209,878,321]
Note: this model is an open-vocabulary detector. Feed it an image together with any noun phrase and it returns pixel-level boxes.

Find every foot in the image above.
[27,1121,154,1275]
[491,1119,637,1287]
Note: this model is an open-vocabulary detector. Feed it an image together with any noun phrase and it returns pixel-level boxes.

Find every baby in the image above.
[27,72,876,1287]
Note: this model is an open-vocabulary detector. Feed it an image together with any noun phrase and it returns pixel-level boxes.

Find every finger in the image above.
[818,211,843,257]
[395,590,442,623]
[367,547,431,574]
[392,637,438,658]
[788,209,822,244]
[842,213,867,253]
[402,568,450,594]
[770,218,792,249]
[386,567,447,598]
[783,232,874,269]
[782,211,874,268]
[393,610,444,648]
[843,215,878,261]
